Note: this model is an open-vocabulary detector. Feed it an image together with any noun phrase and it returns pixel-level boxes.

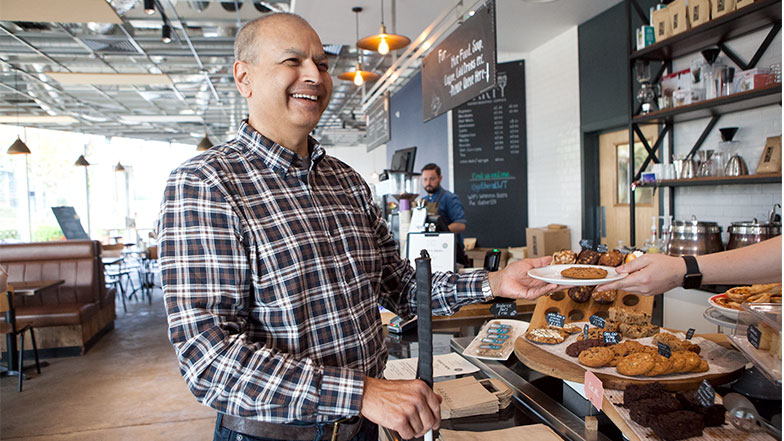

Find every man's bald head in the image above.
[234,13,314,64]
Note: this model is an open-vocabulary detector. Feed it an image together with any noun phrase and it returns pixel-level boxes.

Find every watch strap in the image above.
[681,255,702,289]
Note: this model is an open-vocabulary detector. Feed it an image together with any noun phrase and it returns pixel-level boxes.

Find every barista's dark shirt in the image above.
[421,187,468,245]
[158,120,490,423]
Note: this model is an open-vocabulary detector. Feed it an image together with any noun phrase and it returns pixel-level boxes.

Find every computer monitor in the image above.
[389,147,417,173]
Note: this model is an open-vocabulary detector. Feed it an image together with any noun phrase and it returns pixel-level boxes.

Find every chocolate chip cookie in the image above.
[578,346,615,368]
[617,352,655,376]
[561,267,608,279]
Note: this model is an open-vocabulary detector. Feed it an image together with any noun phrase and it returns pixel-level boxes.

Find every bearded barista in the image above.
[420,163,467,247]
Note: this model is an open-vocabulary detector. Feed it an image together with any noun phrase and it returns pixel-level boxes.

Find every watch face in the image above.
[683,273,702,289]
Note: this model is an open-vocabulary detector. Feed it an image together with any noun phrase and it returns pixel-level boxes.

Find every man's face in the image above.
[234,17,333,140]
[421,170,442,194]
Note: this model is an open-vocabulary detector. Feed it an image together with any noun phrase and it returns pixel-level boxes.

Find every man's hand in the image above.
[596,254,686,296]
[360,377,442,439]
[487,256,563,300]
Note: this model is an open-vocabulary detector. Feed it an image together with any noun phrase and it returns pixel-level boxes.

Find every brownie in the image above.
[627,395,682,427]
[675,391,701,411]
[700,404,726,427]
[577,249,600,265]
[623,382,668,404]
[568,285,592,303]
[649,410,705,441]
[565,338,609,357]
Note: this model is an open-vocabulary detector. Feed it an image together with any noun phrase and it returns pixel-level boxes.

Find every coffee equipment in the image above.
[666,215,724,256]
[718,127,749,176]
[727,204,782,250]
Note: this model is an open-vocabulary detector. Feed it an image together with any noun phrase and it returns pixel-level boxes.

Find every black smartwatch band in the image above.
[681,255,702,289]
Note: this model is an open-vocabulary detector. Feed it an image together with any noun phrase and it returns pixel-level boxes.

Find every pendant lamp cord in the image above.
[355,10,361,66]
[381,0,385,26]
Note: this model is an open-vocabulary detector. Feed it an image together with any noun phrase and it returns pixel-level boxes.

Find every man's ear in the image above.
[234,61,252,97]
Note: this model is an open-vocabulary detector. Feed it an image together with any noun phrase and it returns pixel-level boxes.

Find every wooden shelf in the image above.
[633,83,782,124]
[639,173,782,187]
[632,0,782,61]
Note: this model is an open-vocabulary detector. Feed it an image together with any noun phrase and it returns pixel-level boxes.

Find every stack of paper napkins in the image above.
[434,377,512,419]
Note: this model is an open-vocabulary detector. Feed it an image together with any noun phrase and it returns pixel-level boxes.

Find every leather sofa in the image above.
[0,240,115,356]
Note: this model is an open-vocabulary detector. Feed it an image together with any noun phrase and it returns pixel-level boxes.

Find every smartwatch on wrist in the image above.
[681,255,702,289]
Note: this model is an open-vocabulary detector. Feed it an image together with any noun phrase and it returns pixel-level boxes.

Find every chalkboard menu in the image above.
[452,60,527,248]
[52,206,89,240]
[421,0,496,122]
[365,92,390,152]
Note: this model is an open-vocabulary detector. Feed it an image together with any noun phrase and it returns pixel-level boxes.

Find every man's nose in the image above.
[301,59,322,84]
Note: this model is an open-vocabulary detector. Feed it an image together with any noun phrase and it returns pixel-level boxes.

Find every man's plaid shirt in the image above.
[158,121,490,423]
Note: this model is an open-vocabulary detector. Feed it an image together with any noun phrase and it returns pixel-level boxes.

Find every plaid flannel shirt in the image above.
[158,120,490,423]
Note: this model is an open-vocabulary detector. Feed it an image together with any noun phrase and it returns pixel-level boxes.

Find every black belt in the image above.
[221,414,363,441]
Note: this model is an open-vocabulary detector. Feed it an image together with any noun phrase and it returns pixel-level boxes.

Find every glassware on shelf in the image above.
[721,66,736,96]
[635,60,657,114]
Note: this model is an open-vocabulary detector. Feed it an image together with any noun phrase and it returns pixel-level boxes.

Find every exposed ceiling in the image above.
[0,0,622,147]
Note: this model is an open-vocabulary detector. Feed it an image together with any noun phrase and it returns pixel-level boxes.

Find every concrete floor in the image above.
[0,287,216,440]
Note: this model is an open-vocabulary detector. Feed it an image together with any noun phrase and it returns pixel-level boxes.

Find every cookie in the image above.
[592,287,617,304]
[568,285,592,302]
[525,327,566,345]
[598,249,624,267]
[619,322,660,339]
[617,352,655,376]
[609,307,651,326]
[576,249,600,265]
[552,324,581,335]
[679,351,702,372]
[603,320,622,333]
[669,351,688,372]
[645,354,675,376]
[565,338,609,357]
[614,340,644,357]
[561,267,608,279]
[552,249,577,265]
[578,346,615,368]
[692,359,709,373]
[652,332,701,354]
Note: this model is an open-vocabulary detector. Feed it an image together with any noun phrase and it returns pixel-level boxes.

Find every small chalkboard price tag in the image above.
[685,328,696,340]
[695,380,716,407]
[589,315,606,328]
[596,244,609,253]
[490,301,517,318]
[603,332,620,344]
[579,239,595,250]
[657,341,672,358]
[583,324,589,339]
[747,324,762,349]
[546,312,566,328]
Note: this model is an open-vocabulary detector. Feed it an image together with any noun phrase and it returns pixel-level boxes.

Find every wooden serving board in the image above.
[513,333,744,391]
[528,288,654,329]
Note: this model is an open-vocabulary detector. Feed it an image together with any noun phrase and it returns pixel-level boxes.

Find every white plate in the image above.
[709,294,740,320]
[527,264,627,286]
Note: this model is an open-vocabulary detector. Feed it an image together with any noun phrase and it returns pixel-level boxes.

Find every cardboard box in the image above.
[689,0,711,27]
[713,0,736,18]
[736,68,773,92]
[526,226,571,259]
[736,0,755,8]
[756,136,782,174]
[652,8,672,42]
[669,0,689,35]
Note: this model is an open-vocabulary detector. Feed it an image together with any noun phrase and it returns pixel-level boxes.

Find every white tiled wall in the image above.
[524,27,584,250]
[326,144,388,185]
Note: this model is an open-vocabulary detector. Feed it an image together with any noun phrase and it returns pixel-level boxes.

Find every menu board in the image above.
[452,61,527,248]
[421,0,496,122]
[365,92,390,151]
[52,206,89,240]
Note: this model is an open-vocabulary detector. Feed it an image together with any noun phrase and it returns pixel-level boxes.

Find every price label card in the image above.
[747,324,762,349]
[546,312,566,328]
[685,328,696,340]
[657,341,672,358]
[579,239,595,250]
[490,301,517,318]
[695,380,715,407]
[584,370,604,411]
[583,324,589,340]
[603,332,620,344]
[589,315,606,328]
[596,244,609,253]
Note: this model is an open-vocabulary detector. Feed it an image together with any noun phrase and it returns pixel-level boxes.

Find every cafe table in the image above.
[2,279,65,378]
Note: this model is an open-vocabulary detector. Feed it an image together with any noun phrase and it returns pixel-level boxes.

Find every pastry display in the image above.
[715,283,782,310]
[576,249,600,265]
[567,285,593,302]
[561,267,607,279]
[598,249,624,267]
[551,249,577,265]
[591,287,617,304]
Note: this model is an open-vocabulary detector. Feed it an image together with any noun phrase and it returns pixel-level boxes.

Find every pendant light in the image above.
[114,162,125,172]
[196,134,213,151]
[74,154,90,166]
[356,0,410,55]
[7,70,31,155]
[338,7,380,86]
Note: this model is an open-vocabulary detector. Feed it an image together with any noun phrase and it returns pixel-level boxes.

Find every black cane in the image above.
[415,250,435,441]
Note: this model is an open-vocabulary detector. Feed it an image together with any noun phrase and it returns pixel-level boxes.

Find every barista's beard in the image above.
[425,185,440,195]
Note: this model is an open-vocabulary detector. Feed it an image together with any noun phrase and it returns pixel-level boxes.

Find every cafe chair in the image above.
[102,243,137,312]
[2,287,41,392]
[139,245,159,303]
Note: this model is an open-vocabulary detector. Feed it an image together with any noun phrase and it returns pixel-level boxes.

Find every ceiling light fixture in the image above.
[144,0,156,15]
[162,23,172,43]
[338,7,380,87]
[74,154,90,166]
[114,161,125,172]
[356,0,410,55]
[196,134,213,151]
[7,70,31,155]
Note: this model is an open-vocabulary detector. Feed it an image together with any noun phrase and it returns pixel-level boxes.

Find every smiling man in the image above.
[158,13,560,441]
